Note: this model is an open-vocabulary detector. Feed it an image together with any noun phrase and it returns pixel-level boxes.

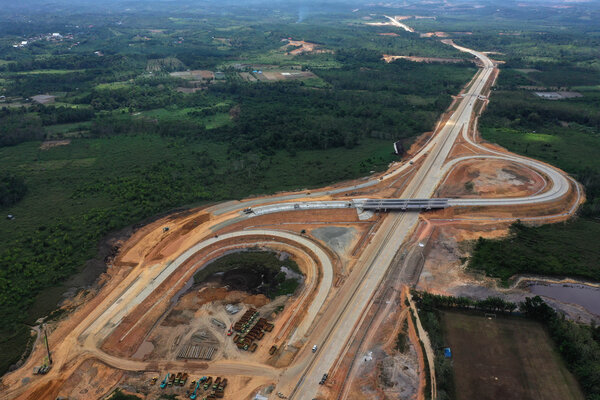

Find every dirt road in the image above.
[1,17,581,400]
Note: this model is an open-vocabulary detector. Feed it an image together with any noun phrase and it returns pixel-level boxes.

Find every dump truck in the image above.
[175,372,182,385]
[168,373,176,386]
[203,376,213,390]
[219,378,228,390]
[249,343,258,352]
[212,377,221,390]
[269,345,277,355]
[180,373,188,386]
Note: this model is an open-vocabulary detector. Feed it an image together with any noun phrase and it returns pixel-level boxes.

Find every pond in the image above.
[528,282,600,316]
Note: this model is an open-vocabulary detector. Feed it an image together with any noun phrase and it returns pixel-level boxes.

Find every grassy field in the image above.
[482,126,600,174]
[442,311,584,400]
[0,135,396,243]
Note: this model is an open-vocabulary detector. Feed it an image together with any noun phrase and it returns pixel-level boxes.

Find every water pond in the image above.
[528,282,600,316]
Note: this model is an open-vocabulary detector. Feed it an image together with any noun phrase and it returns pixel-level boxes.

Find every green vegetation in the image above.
[521,296,600,400]
[109,389,142,400]
[413,291,518,314]
[470,220,600,284]
[193,250,302,298]
[442,310,584,400]
[0,174,26,207]
[413,292,519,399]
[0,1,482,376]
[413,292,588,400]
[0,0,597,383]
[471,57,600,284]
[395,319,408,352]
[419,308,455,400]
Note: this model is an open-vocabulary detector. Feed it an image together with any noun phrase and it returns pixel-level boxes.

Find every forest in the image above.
[0,0,599,389]
[0,4,476,375]
[471,51,600,282]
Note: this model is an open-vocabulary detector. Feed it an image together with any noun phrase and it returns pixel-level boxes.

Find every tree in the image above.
[0,175,27,208]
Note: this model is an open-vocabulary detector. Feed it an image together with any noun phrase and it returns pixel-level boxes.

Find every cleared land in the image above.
[442,311,584,400]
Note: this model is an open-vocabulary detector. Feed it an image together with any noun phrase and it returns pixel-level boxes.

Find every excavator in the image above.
[190,380,201,399]
[160,373,170,389]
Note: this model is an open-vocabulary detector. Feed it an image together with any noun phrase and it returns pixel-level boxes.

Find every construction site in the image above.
[0,16,589,400]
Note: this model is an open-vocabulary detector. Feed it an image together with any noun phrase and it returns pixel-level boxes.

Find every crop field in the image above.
[442,311,584,400]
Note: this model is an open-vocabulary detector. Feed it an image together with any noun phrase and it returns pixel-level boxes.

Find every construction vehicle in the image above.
[168,373,176,386]
[43,325,53,366]
[249,343,258,352]
[151,376,158,385]
[33,325,54,375]
[269,345,277,355]
[190,380,201,399]
[160,373,170,389]
[175,372,182,385]
[218,378,228,391]
[212,377,221,390]
[180,373,188,386]
[203,376,213,390]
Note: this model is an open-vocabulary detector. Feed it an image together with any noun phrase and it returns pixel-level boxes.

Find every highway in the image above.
[274,30,499,400]
[1,16,581,400]
[272,25,577,400]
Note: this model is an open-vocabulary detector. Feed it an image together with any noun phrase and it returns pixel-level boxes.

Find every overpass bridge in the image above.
[248,198,450,216]
[354,198,450,211]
